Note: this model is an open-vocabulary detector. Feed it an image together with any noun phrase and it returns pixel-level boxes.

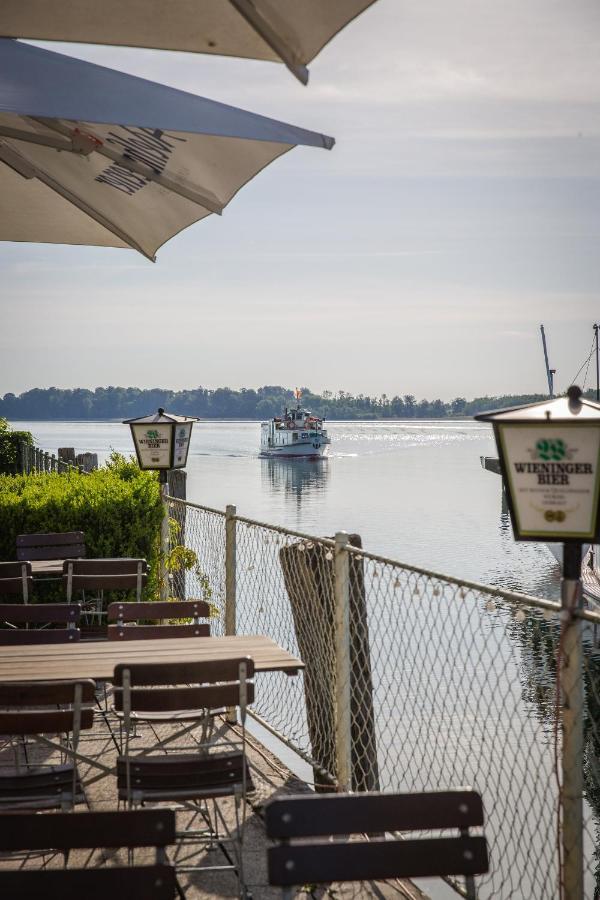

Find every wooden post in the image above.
[280,533,379,792]
[159,480,170,602]
[562,543,584,900]
[167,470,187,600]
[334,531,352,792]
[225,505,237,636]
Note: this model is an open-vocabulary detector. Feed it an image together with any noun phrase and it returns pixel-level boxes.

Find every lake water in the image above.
[14,418,562,600]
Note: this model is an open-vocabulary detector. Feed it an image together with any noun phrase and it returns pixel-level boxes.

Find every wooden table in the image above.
[0,634,304,682]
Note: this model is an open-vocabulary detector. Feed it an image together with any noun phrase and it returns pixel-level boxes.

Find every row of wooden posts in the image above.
[18,442,98,475]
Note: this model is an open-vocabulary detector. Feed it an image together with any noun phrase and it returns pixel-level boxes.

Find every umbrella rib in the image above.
[0,141,155,260]
[226,0,309,85]
[33,118,225,215]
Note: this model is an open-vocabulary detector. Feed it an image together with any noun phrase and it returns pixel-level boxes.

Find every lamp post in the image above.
[476,385,600,900]
[124,408,198,600]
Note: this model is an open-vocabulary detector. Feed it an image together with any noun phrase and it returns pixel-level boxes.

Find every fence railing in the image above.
[168,495,600,900]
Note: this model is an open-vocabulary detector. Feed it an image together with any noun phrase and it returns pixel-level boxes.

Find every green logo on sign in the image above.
[534,438,569,461]
[146,429,159,439]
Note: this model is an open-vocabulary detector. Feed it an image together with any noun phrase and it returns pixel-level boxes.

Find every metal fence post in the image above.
[225,504,237,636]
[334,530,352,792]
[159,479,170,601]
[561,543,584,900]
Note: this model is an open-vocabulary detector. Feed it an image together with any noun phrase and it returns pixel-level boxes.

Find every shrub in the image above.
[0,418,34,475]
[0,463,163,596]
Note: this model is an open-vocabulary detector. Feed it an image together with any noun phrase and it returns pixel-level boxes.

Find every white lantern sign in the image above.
[476,386,600,542]
[124,408,197,473]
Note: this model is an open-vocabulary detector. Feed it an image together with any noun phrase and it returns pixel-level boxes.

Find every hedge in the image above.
[0,458,163,596]
[0,418,33,475]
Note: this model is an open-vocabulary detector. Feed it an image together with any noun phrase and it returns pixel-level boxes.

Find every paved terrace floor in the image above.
[0,709,429,900]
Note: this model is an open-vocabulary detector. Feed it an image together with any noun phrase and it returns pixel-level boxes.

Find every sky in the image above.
[1,0,600,401]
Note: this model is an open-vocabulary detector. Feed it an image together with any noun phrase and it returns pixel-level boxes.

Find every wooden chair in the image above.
[108,599,210,641]
[0,808,177,898]
[0,603,81,644]
[114,657,254,897]
[0,560,33,602]
[63,557,148,625]
[265,789,489,900]
[0,679,95,811]
[17,531,86,562]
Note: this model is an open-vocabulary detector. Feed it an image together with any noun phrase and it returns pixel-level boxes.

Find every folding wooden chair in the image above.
[266,789,489,900]
[0,808,177,899]
[114,657,254,898]
[0,560,33,603]
[0,603,81,643]
[0,679,95,811]
[108,599,210,640]
[63,557,148,625]
[17,531,86,562]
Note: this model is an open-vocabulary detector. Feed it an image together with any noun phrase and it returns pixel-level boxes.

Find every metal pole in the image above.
[334,531,352,792]
[159,472,170,602]
[561,541,584,900]
[225,504,237,636]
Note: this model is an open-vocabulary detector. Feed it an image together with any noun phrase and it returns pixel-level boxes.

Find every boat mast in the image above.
[539,324,555,398]
[594,323,599,403]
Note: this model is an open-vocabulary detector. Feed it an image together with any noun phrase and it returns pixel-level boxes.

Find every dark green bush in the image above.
[0,418,33,475]
[0,463,163,596]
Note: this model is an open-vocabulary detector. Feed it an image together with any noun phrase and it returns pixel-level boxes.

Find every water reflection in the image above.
[261,458,329,506]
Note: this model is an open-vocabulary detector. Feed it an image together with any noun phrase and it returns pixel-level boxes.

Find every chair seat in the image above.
[117,751,253,802]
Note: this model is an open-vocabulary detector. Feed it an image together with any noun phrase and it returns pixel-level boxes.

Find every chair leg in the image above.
[465,875,477,900]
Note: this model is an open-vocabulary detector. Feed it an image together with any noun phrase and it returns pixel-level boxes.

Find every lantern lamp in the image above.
[123,408,198,480]
[475,385,600,545]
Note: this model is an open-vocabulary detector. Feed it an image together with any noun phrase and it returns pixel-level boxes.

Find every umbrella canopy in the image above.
[0,40,334,260]
[0,0,378,84]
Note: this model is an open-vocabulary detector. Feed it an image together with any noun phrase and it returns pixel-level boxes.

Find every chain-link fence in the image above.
[168,496,600,899]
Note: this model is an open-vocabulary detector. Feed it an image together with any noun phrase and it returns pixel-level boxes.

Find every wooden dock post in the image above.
[280,533,379,792]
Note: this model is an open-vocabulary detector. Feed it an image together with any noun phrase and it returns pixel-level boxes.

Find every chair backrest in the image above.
[0,809,176,899]
[0,561,32,602]
[107,599,210,641]
[0,678,95,737]
[266,790,488,891]
[17,531,85,561]
[113,657,254,717]
[0,603,81,644]
[63,557,148,602]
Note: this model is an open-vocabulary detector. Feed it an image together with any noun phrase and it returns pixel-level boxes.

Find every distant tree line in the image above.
[1,385,589,421]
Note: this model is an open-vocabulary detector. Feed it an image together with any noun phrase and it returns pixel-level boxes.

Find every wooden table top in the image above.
[30,559,65,576]
[0,635,304,682]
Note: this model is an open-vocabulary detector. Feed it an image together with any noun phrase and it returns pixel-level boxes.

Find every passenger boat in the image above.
[260,390,331,458]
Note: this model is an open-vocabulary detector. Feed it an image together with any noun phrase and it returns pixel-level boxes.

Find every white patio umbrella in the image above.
[0,39,334,261]
[0,0,378,84]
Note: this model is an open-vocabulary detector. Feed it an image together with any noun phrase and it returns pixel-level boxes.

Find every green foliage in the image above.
[0,466,163,594]
[159,520,215,614]
[0,418,34,475]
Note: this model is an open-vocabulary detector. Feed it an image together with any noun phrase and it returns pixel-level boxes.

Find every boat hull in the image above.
[260,442,328,459]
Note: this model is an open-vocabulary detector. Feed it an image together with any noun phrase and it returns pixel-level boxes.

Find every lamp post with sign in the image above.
[476,385,600,900]
[124,409,198,600]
